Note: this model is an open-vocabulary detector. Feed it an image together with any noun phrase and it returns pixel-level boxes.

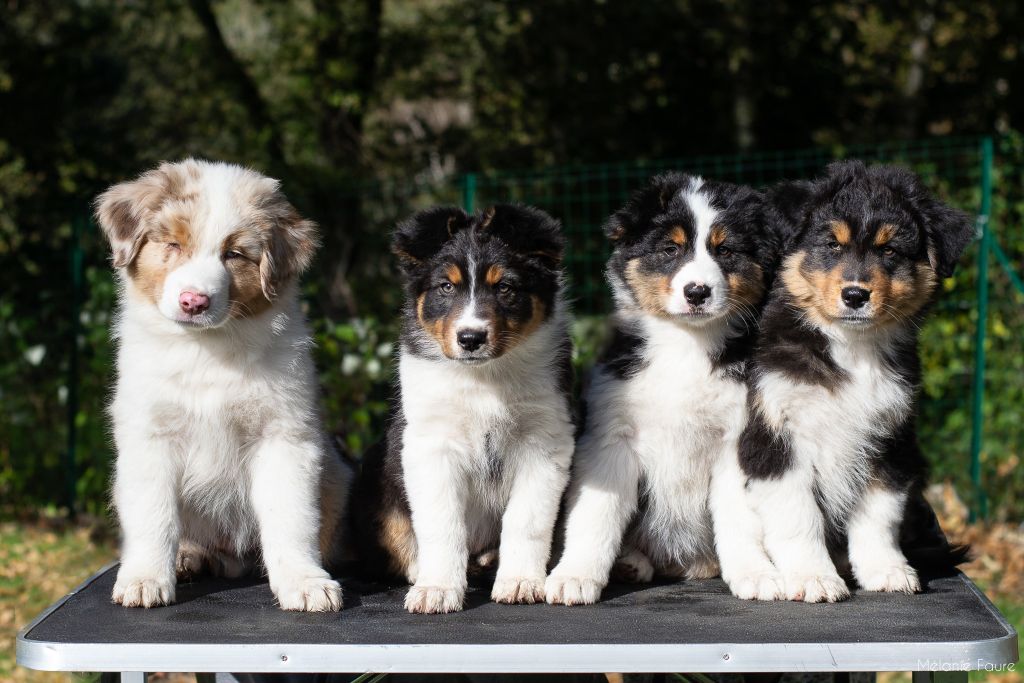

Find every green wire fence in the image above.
[19,136,1024,520]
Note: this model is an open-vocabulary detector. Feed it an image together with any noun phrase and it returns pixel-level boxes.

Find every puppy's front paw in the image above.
[112,572,176,608]
[275,576,343,612]
[491,576,545,604]
[727,571,785,601]
[544,574,603,606]
[858,564,921,594]
[405,584,464,614]
[611,551,654,584]
[784,573,850,603]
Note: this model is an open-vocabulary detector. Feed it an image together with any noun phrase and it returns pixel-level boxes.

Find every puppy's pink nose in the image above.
[179,291,210,314]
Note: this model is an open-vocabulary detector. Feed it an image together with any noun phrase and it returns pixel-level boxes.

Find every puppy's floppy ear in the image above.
[876,165,975,279]
[478,204,565,268]
[94,164,178,268]
[921,201,974,278]
[259,189,319,301]
[392,206,470,272]
[604,172,690,244]
[767,179,815,251]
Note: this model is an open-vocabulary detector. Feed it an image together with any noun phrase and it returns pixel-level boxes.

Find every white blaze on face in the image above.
[453,256,488,334]
[665,178,727,317]
[155,166,241,327]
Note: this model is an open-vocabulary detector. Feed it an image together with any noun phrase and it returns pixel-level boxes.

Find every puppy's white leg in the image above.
[112,430,180,608]
[545,429,640,606]
[402,430,469,614]
[848,485,920,594]
[492,430,573,604]
[250,436,342,612]
[711,448,784,600]
[748,464,849,603]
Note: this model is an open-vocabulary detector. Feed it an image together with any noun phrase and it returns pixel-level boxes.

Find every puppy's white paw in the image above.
[784,573,850,603]
[728,571,786,601]
[275,576,343,612]
[405,584,464,614]
[858,564,921,594]
[112,572,176,608]
[175,546,205,580]
[544,574,603,606]
[475,549,499,570]
[491,576,545,604]
[611,551,654,584]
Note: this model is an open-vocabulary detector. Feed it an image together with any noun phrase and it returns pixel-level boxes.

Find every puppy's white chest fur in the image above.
[603,317,746,565]
[757,330,912,521]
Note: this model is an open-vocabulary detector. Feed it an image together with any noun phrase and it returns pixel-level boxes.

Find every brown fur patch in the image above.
[485,265,504,286]
[126,239,182,307]
[417,293,457,358]
[727,266,765,311]
[831,220,852,246]
[445,264,463,285]
[624,259,670,316]
[227,257,272,319]
[497,296,547,354]
[866,263,937,325]
[781,251,843,325]
[668,226,687,246]
[379,505,417,579]
[709,225,727,248]
[874,223,897,246]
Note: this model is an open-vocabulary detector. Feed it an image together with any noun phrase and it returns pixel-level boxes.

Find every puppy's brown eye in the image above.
[497,283,513,295]
[663,245,679,257]
[716,246,732,257]
[828,240,842,252]
[167,242,181,252]
[881,246,896,257]
[440,282,455,294]
[223,250,244,260]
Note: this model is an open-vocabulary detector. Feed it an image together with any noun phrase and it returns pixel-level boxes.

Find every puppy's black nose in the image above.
[841,286,871,309]
[457,329,488,351]
[683,283,712,305]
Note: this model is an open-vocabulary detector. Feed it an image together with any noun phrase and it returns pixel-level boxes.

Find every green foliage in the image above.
[1,2,1023,520]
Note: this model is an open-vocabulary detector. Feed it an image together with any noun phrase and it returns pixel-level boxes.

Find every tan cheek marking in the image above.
[624,259,671,317]
[485,265,504,286]
[831,220,852,246]
[726,264,764,309]
[445,264,462,285]
[884,263,937,322]
[417,293,458,358]
[669,226,687,246]
[709,225,727,248]
[228,257,272,319]
[126,239,176,306]
[499,296,547,354]
[873,224,897,246]
[780,251,841,325]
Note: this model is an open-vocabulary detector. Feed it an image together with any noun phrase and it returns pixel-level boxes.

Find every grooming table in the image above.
[17,564,1018,682]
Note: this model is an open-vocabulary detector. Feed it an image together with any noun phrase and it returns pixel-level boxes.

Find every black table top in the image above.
[17,565,1019,674]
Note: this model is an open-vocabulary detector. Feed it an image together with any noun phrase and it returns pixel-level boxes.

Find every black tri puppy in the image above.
[545,173,781,605]
[720,160,974,603]
[353,204,574,614]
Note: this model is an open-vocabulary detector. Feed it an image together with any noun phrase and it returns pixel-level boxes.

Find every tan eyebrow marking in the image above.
[709,225,727,248]
[485,265,504,286]
[874,223,897,246]
[445,264,462,284]
[668,226,687,246]
[831,220,851,245]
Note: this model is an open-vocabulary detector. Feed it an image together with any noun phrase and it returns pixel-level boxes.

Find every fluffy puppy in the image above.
[96,159,350,612]
[720,160,974,603]
[545,173,781,605]
[352,204,575,614]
